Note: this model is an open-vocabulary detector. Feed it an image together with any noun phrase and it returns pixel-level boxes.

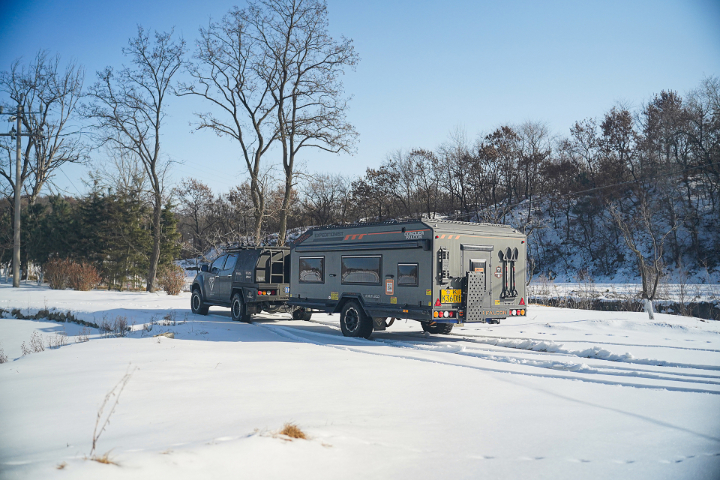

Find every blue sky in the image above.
[1,0,719,196]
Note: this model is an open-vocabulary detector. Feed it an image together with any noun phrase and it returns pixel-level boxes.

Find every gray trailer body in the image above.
[288,219,527,329]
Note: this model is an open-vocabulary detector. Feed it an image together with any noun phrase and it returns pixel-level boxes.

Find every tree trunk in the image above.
[278,173,293,246]
[146,193,162,292]
[643,298,655,321]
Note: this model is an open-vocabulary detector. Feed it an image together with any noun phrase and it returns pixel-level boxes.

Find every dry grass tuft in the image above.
[56,462,67,469]
[89,452,117,465]
[279,423,307,440]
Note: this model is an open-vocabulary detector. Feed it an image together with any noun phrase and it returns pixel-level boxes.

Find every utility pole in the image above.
[0,104,34,287]
[13,106,21,287]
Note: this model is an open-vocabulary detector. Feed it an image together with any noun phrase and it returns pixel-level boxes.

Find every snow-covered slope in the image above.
[1,283,719,479]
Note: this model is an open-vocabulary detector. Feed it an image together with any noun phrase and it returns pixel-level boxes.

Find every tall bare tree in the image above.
[254,0,358,245]
[0,51,85,205]
[85,27,185,291]
[180,8,279,243]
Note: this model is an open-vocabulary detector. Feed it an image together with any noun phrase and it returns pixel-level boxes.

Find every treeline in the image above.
[0,183,180,289]
[175,77,720,285]
[2,77,718,290]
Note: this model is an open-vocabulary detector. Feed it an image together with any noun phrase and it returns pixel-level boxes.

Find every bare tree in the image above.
[180,7,279,243]
[300,173,350,226]
[85,27,185,291]
[609,185,680,320]
[0,51,86,205]
[253,0,358,245]
[175,178,216,256]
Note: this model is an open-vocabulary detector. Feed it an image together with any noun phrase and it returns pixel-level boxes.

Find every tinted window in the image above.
[398,263,418,286]
[299,257,324,283]
[223,254,238,271]
[210,255,227,273]
[341,256,381,285]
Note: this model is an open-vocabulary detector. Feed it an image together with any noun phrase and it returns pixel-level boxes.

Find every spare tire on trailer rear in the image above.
[421,321,453,334]
[340,301,373,339]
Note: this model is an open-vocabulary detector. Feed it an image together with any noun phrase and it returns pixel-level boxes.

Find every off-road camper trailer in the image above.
[288,219,527,338]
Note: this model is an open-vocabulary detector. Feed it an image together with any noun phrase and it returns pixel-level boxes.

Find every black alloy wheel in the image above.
[231,293,251,322]
[191,288,209,315]
[340,301,373,339]
[421,321,454,334]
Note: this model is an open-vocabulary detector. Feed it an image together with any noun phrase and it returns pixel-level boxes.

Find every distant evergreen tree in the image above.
[159,201,181,267]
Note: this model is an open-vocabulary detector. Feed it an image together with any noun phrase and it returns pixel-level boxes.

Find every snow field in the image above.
[1,283,720,479]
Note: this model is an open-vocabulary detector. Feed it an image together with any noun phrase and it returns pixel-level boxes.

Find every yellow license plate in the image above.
[441,289,462,304]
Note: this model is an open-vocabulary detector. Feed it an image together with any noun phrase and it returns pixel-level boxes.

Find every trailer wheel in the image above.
[340,301,373,339]
[292,307,312,321]
[191,288,209,315]
[421,321,454,334]
[231,293,251,322]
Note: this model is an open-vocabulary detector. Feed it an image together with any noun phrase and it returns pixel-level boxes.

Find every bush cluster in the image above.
[158,264,186,296]
[44,258,101,291]
[44,258,73,289]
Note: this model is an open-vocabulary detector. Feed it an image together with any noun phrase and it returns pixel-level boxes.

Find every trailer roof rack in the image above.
[302,217,511,232]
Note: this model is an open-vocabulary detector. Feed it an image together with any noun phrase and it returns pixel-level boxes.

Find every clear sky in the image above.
[1,0,719,197]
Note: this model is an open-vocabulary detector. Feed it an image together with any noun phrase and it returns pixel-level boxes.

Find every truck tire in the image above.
[231,292,251,322]
[421,321,453,334]
[292,308,312,321]
[191,288,209,315]
[340,301,373,339]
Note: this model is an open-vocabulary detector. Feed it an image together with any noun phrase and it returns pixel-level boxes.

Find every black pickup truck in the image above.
[190,247,312,322]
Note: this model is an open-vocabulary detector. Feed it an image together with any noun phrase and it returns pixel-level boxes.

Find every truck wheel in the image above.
[231,293,251,322]
[191,288,209,315]
[340,301,373,339]
[421,321,453,334]
[292,308,312,321]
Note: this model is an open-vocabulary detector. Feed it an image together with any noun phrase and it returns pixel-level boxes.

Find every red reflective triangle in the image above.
[519,297,525,306]
[435,298,441,307]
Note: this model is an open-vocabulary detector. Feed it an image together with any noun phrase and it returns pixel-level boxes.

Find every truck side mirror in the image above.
[201,264,209,272]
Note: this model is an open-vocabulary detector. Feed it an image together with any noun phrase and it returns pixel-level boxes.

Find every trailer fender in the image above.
[333,294,370,317]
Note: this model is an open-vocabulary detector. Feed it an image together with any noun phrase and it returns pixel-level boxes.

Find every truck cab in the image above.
[190,247,296,322]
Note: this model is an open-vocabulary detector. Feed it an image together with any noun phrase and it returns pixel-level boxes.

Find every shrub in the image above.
[44,258,101,291]
[158,264,185,296]
[21,331,45,356]
[44,258,74,290]
[67,262,102,291]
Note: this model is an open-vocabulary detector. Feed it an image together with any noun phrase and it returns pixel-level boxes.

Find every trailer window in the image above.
[397,263,418,286]
[299,257,324,283]
[341,256,381,285]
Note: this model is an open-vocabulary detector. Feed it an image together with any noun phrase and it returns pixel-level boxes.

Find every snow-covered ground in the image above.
[1,283,720,479]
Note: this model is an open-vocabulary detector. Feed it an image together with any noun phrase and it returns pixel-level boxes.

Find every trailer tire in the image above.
[421,321,454,334]
[231,293,251,322]
[292,307,312,321]
[191,288,209,315]
[340,301,373,339]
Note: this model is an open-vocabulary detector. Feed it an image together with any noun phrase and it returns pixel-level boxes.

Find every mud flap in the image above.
[373,317,387,331]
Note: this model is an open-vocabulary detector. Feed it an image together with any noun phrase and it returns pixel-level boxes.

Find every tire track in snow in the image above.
[299,317,720,376]
[253,323,720,395]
